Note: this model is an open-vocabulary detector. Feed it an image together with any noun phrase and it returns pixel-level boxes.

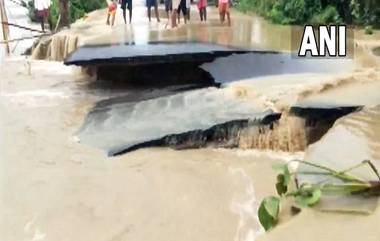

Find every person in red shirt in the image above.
[218,0,230,26]
[106,0,118,26]
[197,0,207,21]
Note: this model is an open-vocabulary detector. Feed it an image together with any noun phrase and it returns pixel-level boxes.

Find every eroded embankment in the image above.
[111,106,360,156]
[31,34,79,61]
[76,52,379,156]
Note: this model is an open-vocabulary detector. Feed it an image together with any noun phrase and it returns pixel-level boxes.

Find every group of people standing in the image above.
[107,0,231,28]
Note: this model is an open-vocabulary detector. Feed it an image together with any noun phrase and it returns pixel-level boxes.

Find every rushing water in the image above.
[77,51,356,155]
[1,2,380,241]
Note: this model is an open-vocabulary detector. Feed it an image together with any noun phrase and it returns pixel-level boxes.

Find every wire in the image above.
[1,22,45,33]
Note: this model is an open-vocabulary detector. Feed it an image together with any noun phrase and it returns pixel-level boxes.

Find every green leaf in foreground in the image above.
[273,164,291,196]
[259,160,380,232]
[295,187,322,207]
[276,174,288,195]
[258,196,280,231]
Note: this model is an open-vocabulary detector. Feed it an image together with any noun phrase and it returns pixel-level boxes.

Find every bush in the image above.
[350,0,379,27]
[267,0,304,24]
[237,0,276,16]
[364,25,374,35]
[26,0,106,28]
[236,0,379,27]
[238,0,324,25]
[310,5,342,25]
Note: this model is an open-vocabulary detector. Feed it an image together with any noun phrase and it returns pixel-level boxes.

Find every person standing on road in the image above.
[106,0,117,26]
[164,0,172,20]
[171,0,180,27]
[120,0,132,24]
[218,0,230,26]
[33,0,52,32]
[186,0,190,21]
[177,0,187,24]
[197,0,207,21]
[146,0,160,22]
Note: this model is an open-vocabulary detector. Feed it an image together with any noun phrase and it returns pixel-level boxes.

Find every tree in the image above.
[58,0,70,29]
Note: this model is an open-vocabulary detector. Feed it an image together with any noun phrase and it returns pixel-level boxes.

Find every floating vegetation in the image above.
[258,160,380,231]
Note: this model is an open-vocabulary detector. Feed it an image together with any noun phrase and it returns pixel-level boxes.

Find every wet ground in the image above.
[69,6,301,51]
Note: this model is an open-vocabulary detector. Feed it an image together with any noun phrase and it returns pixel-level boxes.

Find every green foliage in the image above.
[49,0,60,28]
[258,160,380,231]
[294,185,321,207]
[70,0,106,21]
[237,0,379,26]
[258,196,280,231]
[350,0,379,27]
[273,164,291,195]
[310,5,342,25]
[26,0,106,28]
[364,25,374,35]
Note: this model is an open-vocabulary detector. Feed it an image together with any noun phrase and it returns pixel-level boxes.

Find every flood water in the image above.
[77,51,357,155]
[1,1,380,241]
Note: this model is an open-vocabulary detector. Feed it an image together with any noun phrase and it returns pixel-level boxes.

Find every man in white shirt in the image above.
[34,0,52,32]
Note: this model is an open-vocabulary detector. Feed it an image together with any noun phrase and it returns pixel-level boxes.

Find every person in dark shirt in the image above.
[120,0,133,24]
[164,0,172,20]
[177,0,187,24]
[146,0,160,22]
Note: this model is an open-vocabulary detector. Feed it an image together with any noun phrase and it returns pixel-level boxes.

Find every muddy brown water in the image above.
[374,46,380,56]
[1,2,380,241]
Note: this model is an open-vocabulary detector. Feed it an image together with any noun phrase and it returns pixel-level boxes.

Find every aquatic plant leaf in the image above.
[276,174,288,195]
[295,188,322,207]
[258,196,280,231]
[273,164,291,196]
[273,164,291,184]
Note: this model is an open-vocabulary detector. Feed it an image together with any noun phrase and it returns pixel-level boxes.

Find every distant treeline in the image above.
[237,0,380,27]
[25,0,106,27]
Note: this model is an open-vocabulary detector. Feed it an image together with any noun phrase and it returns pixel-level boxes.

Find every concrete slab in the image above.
[64,41,264,66]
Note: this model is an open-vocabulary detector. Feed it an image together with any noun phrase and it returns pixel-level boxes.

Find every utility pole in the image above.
[0,0,10,55]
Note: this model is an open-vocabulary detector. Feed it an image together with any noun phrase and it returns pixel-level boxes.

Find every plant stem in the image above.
[292,160,366,183]
[321,183,371,194]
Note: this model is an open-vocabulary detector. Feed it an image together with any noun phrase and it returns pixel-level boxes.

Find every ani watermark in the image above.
[292,25,354,59]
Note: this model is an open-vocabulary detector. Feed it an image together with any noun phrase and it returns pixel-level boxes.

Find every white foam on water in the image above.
[78,86,274,153]
[229,167,264,241]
